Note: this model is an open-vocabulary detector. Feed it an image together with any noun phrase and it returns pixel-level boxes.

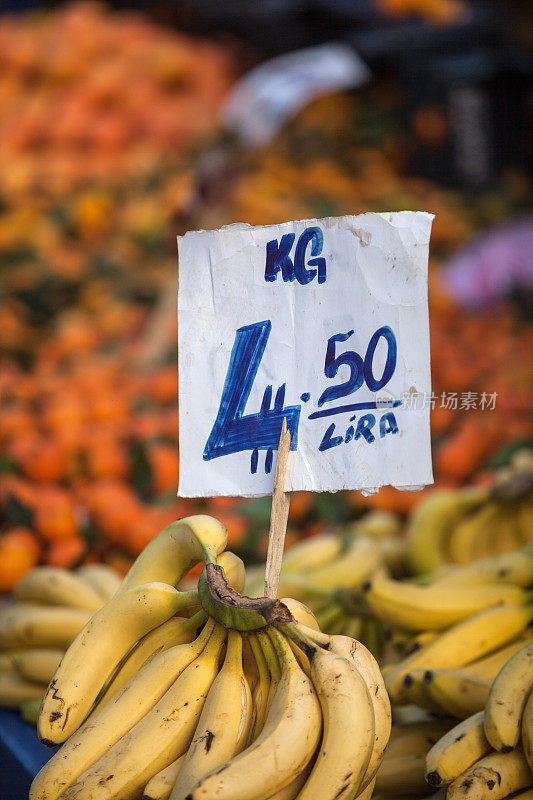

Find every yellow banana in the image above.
[142,756,185,800]
[170,630,252,800]
[484,641,533,751]
[425,711,491,787]
[306,535,382,589]
[60,624,227,800]
[362,576,526,632]
[187,627,322,800]
[406,487,487,574]
[248,634,270,742]
[522,689,533,771]
[38,581,194,745]
[401,670,442,713]
[424,669,491,719]
[351,510,401,539]
[14,567,103,612]
[75,565,122,602]
[447,503,501,565]
[327,634,391,789]
[297,644,375,800]
[0,654,14,671]
[447,749,533,800]
[355,776,376,800]
[30,620,216,800]
[374,752,429,796]
[385,604,533,700]
[11,649,63,685]
[258,629,282,720]
[95,613,203,708]
[0,672,45,708]
[280,598,320,631]
[0,605,90,650]
[263,758,314,800]
[386,720,453,759]
[117,515,227,594]
[461,631,533,680]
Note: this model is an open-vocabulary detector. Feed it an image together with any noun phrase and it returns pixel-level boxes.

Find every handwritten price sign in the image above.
[178,212,434,498]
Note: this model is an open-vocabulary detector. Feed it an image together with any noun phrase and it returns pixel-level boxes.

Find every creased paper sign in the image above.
[178,212,434,498]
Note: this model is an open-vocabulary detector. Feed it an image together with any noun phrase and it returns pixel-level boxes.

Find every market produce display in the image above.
[0,563,121,720]
[29,514,390,800]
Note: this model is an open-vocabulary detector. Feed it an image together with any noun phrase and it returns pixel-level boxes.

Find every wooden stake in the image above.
[264,419,292,599]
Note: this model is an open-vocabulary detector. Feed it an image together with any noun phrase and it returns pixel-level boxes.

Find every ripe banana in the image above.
[14,567,103,612]
[187,627,322,800]
[76,565,122,602]
[406,487,487,574]
[11,649,63,685]
[523,689,533,771]
[60,624,227,800]
[38,581,198,744]
[30,620,216,800]
[170,629,252,800]
[424,669,491,719]
[0,654,14,671]
[118,515,228,594]
[95,613,204,708]
[447,748,533,800]
[0,605,90,649]
[386,720,452,760]
[280,598,320,631]
[425,711,491,787]
[362,576,526,631]
[385,604,533,700]
[447,503,501,565]
[0,671,46,707]
[484,641,533,751]
[461,632,533,680]
[143,756,185,800]
[306,535,382,589]
[248,634,271,742]
[296,643,375,800]
[263,759,314,800]
[374,752,429,796]
[431,548,533,588]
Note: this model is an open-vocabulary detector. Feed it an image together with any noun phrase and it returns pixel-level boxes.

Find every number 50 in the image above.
[318,326,397,408]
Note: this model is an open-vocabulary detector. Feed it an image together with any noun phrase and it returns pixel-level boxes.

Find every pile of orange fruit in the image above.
[0,3,531,591]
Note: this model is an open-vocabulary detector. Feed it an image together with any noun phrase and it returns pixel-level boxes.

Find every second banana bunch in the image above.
[30,514,391,800]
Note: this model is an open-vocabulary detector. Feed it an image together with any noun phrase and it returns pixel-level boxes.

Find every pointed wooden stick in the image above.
[264,419,292,599]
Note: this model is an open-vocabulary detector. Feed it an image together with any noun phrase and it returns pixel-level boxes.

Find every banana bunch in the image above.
[244,510,404,649]
[422,640,533,799]
[31,514,390,800]
[0,563,121,721]
[407,450,533,575]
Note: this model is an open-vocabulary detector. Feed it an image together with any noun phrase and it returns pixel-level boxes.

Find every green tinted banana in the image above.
[362,577,526,632]
[447,504,501,565]
[447,749,533,800]
[170,630,252,800]
[406,488,487,574]
[76,565,122,602]
[14,567,103,612]
[297,644,374,800]
[30,620,215,800]
[61,624,227,800]
[0,672,45,707]
[118,515,227,594]
[385,604,533,700]
[142,756,184,800]
[95,613,203,708]
[11,649,63,685]
[425,712,491,787]
[424,669,491,719]
[484,641,533,751]
[522,689,533,771]
[188,627,321,800]
[38,581,197,745]
[20,697,42,725]
[0,605,90,650]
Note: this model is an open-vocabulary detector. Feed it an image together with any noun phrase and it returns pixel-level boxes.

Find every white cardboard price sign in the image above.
[178,212,434,498]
